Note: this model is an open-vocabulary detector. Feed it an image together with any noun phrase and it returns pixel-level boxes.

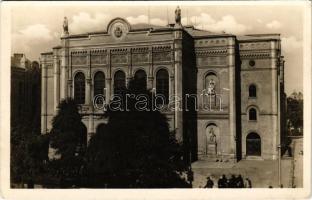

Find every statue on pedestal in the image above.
[63,17,69,35]
[175,6,181,24]
[208,127,216,144]
[207,79,216,95]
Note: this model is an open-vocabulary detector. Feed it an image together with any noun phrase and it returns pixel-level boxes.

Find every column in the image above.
[60,50,68,100]
[174,29,183,142]
[106,78,112,104]
[53,55,60,113]
[271,40,278,160]
[86,78,92,105]
[60,39,69,100]
[86,51,92,106]
[147,47,153,89]
[41,58,47,134]
[228,36,236,161]
[87,114,94,144]
[106,50,112,103]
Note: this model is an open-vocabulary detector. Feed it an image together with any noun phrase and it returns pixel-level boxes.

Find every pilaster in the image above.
[174,29,183,142]
[228,36,236,160]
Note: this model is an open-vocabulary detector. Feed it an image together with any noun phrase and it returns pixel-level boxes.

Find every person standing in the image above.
[204,177,214,188]
[244,178,252,188]
[218,174,227,188]
[229,175,236,188]
[236,174,244,188]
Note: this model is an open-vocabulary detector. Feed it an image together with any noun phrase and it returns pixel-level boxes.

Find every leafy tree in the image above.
[84,80,190,188]
[286,91,303,135]
[49,98,87,187]
[11,120,49,188]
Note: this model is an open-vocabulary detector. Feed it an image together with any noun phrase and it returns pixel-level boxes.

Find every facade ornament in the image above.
[63,17,69,35]
[175,6,181,25]
[207,79,216,95]
[208,128,216,143]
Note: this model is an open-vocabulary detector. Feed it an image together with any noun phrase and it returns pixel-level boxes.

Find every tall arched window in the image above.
[246,132,261,156]
[249,108,257,121]
[94,71,105,104]
[249,84,257,97]
[114,70,126,94]
[156,69,169,104]
[134,69,147,90]
[94,72,105,96]
[74,72,85,104]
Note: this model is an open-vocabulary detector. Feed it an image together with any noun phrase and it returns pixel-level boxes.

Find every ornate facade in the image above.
[40,10,285,161]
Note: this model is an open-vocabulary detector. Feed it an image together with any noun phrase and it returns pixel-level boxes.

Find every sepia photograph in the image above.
[0,1,311,199]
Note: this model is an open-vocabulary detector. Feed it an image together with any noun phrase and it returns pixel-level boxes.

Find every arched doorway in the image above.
[246,132,261,156]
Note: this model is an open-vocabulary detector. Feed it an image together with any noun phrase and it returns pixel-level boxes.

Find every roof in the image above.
[237,34,280,41]
[184,26,233,38]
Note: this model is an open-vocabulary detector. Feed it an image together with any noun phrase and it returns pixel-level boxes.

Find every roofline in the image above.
[41,52,53,55]
[238,38,281,42]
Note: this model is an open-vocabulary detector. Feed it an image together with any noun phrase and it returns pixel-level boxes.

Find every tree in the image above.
[49,98,87,187]
[11,120,49,188]
[286,91,303,135]
[84,79,190,188]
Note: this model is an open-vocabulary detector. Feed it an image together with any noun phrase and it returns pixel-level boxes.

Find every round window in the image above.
[249,60,255,67]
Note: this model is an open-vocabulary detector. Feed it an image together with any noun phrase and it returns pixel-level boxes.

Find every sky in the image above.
[10,3,306,95]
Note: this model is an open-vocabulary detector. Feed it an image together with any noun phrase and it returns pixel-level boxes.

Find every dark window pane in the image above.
[156,69,169,104]
[249,84,256,97]
[249,108,257,120]
[114,70,126,94]
[74,72,85,104]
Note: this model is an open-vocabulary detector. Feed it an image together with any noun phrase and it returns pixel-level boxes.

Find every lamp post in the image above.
[277,144,281,187]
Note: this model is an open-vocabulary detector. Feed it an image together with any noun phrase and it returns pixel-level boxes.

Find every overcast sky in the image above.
[10,3,306,95]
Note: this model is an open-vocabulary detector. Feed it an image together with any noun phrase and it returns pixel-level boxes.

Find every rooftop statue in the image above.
[63,17,69,34]
[175,6,181,24]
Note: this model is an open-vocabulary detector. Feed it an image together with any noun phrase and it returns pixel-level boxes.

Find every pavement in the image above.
[292,137,303,188]
[191,158,292,188]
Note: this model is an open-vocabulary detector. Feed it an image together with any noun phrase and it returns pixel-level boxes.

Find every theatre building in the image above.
[40,7,285,161]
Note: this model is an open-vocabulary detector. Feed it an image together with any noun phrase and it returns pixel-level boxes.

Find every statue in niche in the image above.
[208,127,216,144]
[207,79,216,95]
[63,17,69,34]
[175,6,181,24]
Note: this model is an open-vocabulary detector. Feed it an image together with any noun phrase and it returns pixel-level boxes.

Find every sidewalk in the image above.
[191,159,292,188]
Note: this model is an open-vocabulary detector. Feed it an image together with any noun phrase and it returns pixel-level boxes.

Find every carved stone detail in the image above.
[153,51,172,62]
[91,55,107,65]
[72,56,87,65]
[195,49,228,56]
[111,54,128,64]
[197,56,227,66]
[132,53,149,63]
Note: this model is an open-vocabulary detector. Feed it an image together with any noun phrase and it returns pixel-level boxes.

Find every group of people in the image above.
[204,174,252,188]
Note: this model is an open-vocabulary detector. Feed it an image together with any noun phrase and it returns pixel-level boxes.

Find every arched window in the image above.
[249,108,257,121]
[134,70,147,90]
[156,69,169,104]
[246,132,261,156]
[74,72,85,104]
[114,70,126,94]
[249,84,256,98]
[94,71,105,104]
[205,72,218,94]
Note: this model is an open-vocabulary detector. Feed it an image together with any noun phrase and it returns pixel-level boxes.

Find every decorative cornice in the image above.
[195,49,228,56]
[131,47,149,53]
[240,51,270,58]
[111,48,128,55]
[90,49,107,55]
[152,45,171,52]
[71,50,88,56]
